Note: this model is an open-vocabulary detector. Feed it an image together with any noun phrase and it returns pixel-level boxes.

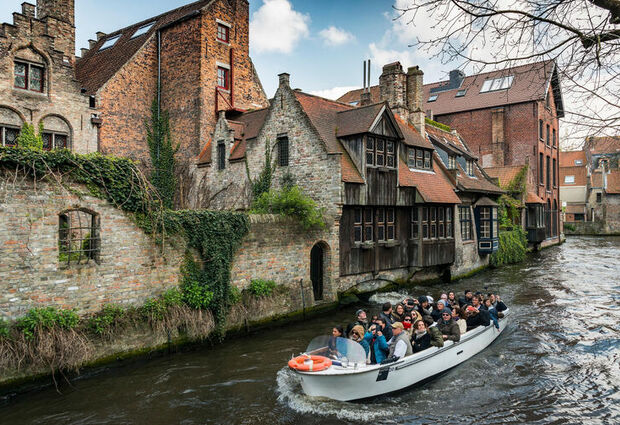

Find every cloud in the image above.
[319,26,355,46]
[250,0,310,54]
[309,86,360,100]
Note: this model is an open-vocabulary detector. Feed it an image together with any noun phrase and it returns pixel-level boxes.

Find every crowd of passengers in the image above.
[329,290,507,365]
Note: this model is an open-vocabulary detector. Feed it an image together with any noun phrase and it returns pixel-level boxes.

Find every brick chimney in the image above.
[379,62,408,120]
[37,0,75,59]
[491,108,505,166]
[406,66,425,135]
[360,91,372,106]
[278,73,290,88]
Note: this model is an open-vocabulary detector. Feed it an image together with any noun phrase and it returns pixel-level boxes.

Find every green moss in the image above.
[425,117,451,132]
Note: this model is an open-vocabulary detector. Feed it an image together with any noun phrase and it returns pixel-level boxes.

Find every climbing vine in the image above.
[490,227,528,267]
[497,165,528,228]
[15,122,44,150]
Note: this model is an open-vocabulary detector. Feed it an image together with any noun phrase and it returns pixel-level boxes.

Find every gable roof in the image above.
[559,150,586,167]
[394,115,433,149]
[607,170,620,194]
[585,136,620,155]
[484,165,527,188]
[398,156,461,204]
[76,0,214,94]
[336,103,387,137]
[560,165,588,186]
[196,138,212,166]
[337,60,563,118]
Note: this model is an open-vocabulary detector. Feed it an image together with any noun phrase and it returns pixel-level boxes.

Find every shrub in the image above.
[228,286,242,305]
[179,252,214,310]
[490,228,528,267]
[564,223,576,232]
[88,304,125,336]
[16,122,44,150]
[251,185,326,230]
[141,288,185,321]
[16,307,80,340]
[248,279,277,297]
[0,319,9,339]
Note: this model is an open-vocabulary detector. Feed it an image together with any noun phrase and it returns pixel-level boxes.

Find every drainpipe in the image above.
[157,30,162,161]
[229,47,234,109]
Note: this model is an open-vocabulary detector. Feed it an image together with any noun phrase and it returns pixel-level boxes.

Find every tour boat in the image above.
[288,309,509,401]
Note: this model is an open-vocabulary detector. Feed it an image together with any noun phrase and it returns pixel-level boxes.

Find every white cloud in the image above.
[309,86,360,100]
[250,0,310,54]
[319,26,355,46]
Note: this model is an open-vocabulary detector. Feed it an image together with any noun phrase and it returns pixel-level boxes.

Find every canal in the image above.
[1,236,619,424]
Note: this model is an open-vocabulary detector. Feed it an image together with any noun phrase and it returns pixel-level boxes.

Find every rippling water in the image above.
[2,237,619,424]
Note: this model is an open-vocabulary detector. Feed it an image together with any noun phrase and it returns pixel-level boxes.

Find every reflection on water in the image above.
[1,237,619,424]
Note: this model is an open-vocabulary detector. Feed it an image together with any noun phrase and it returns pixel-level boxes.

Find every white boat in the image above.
[291,309,510,401]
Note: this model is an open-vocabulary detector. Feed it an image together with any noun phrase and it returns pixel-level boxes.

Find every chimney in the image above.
[96,31,107,41]
[379,62,408,119]
[406,66,425,134]
[37,0,74,26]
[449,69,465,89]
[88,39,97,49]
[22,3,36,18]
[80,48,89,57]
[360,92,372,106]
[278,73,290,88]
[491,108,505,166]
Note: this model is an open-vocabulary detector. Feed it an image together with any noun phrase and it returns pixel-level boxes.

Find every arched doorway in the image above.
[310,242,329,301]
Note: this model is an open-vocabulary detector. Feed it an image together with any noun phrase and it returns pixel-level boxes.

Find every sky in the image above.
[0,0,459,99]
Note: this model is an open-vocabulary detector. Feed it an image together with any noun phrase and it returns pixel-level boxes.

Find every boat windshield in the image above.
[304,336,366,364]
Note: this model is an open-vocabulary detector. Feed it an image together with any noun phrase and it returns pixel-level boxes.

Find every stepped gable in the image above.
[76,0,214,94]
[228,108,270,161]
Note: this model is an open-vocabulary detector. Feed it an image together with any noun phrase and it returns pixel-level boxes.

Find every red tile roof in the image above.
[341,149,364,184]
[394,115,433,149]
[525,192,545,204]
[398,157,461,204]
[586,136,620,155]
[559,166,587,186]
[559,150,586,168]
[228,108,269,161]
[337,60,561,117]
[196,138,212,166]
[606,170,620,194]
[76,0,214,94]
[484,165,527,188]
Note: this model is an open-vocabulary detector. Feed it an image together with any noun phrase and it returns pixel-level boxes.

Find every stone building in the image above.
[584,136,620,233]
[339,60,563,247]
[194,71,502,301]
[0,1,99,153]
[75,0,269,205]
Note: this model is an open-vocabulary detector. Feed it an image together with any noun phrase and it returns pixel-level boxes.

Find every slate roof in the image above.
[398,156,461,204]
[337,60,563,118]
[76,0,214,94]
[336,103,387,137]
[559,150,586,168]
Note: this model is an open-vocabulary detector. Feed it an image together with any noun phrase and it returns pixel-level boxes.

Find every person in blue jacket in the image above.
[363,321,389,364]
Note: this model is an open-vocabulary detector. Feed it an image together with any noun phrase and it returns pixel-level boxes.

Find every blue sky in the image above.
[1,0,458,99]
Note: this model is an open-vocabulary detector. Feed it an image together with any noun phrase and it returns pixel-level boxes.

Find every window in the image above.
[438,207,445,238]
[58,209,100,266]
[479,207,491,238]
[424,151,431,169]
[131,22,154,39]
[455,89,467,97]
[546,94,551,108]
[416,149,424,168]
[89,96,96,108]
[546,156,551,190]
[217,141,226,170]
[553,158,557,187]
[217,23,230,43]
[539,120,544,140]
[1,126,19,146]
[100,35,120,50]
[422,207,429,239]
[480,76,514,93]
[448,155,456,169]
[539,153,544,184]
[217,66,229,90]
[386,208,395,240]
[430,207,437,238]
[386,140,395,168]
[376,138,385,167]
[364,208,373,241]
[428,95,438,102]
[410,148,432,170]
[366,137,375,166]
[410,207,419,239]
[14,61,44,92]
[459,206,473,240]
[596,193,602,203]
[366,137,395,168]
[546,124,550,146]
[446,207,453,238]
[377,208,385,241]
[354,208,362,242]
[564,175,575,184]
[574,160,582,166]
[466,160,474,176]
[552,129,556,147]
[42,132,68,150]
[278,136,289,166]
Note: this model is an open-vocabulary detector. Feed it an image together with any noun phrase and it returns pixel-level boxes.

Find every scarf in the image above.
[403,321,412,330]
[414,330,427,339]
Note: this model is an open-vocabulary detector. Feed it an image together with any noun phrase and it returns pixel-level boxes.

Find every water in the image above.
[2,236,619,424]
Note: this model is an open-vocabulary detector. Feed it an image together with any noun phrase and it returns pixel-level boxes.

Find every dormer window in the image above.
[466,160,474,176]
[366,136,396,169]
[408,147,433,170]
[14,61,44,92]
[448,155,456,169]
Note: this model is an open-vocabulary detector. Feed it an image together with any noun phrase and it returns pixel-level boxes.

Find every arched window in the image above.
[41,115,71,150]
[58,208,100,266]
[0,106,23,146]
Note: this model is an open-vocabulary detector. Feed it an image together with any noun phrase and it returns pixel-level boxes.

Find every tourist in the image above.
[386,322,413,360]
[411,320,432,353]
[452,306,467,334]
[328,325,345,358]
[424,317,444,348]
[484,298,500,329]
[440,293,449,306]
[437,309,461,342]
[416,296,433,323]
[346,309,369,335]
[363,323,389,364]
[447,291,457,308]
[392,303,406,323]
[349,325,370,356]
[471,294,483,310]
[370,314,379,324]
[376,316,392,341]
[379,302,394,326]
[431,299,448,322]
[465,305,491,330]
[459,290,474,307]
[403,298,416,314]
[489,293,508,312]
[402,314,414,338]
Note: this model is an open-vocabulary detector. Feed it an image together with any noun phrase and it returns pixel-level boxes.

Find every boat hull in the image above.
[295,311,509,401]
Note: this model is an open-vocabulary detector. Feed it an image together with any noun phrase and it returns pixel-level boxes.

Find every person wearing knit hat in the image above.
[437,308,461,342]
[431,299,449,322]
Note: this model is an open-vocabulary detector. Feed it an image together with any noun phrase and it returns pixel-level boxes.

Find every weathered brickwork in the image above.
[0,1,98,154]
[0,176,183,321]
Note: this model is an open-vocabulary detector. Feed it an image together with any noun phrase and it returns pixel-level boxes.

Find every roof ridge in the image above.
[337,101,385,114]
[295,90,354,108]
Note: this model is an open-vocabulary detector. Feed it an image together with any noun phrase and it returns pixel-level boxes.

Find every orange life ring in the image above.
[288,355,332,372]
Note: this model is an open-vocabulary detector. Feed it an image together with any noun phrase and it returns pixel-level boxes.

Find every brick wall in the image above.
[0,6,98,154]
[0,175,183,321]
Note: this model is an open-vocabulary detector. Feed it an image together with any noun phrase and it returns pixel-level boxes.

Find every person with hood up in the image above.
[363,322,389,364]
[437,308,461,342]
[349,325,370,356]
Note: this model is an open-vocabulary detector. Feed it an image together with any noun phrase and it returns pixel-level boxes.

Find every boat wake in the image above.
[275,368,399,423]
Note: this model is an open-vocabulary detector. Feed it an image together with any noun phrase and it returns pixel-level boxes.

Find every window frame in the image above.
[410,147,432,170]
[410,207,419,239]
[564,175,575,184]
[539,153,544,185]
[217,141,226,170]
[539,119,544,140]
[14,61,45,93]
[217,66,230,90]
[277,136,289,167]
[546,155,551,190]
[366,136,396,169]
[466,159,475,176]
[353,208,363,243]
[42,131,69,150]
[553,158,557,187]
[448,155,456,169]
[58,209,101,266]
[459,206,473,241]
[216,23,230,43]
[1,125,20,147]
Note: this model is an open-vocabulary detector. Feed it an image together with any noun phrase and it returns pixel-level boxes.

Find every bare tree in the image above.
[395,0,620,147]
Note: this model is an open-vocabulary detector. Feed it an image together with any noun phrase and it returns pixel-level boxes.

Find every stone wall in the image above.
[0,175,183,321]
[0,4,98,154]
[451,203,490,278]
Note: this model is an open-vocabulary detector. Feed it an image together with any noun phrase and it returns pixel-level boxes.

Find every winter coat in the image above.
[428,325,444,347]
[363,331,389,364]
[437,319,461,342]
[458,296,473,308]
[412,331,431,353]
[357,338,370,357]
[455,318,467,334]
[494,301,508,312]
[466,309,491,330]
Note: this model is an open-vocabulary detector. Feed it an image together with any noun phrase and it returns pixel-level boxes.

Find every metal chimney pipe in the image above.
[367,60,371,92]
[363,61,367,92]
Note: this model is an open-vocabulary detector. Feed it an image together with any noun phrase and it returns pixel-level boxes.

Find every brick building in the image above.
[75,0,268,205]
[559,150,588,222]
[584,136,620,232]
[339,61,564,246]
[0,1,98,153]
